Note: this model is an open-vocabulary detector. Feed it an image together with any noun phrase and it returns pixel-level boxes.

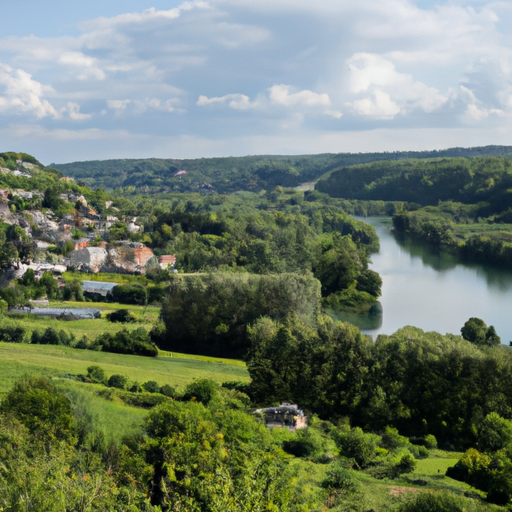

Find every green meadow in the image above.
[0,341,249,395]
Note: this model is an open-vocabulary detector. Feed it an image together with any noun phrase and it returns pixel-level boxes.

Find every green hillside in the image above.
[52,145,512,194]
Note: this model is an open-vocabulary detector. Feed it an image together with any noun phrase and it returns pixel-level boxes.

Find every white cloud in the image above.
[268,84,330,107]
[198,85,342,117]
[64,102,91,120]
[197,93,255,110]
[58,52,106,80]
[346,53,448,118]
[108,97,180,115]
[0,63,60,118]
[78,3,209,31]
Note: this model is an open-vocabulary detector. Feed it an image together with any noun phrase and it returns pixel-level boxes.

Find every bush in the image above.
[87,366,106,384]
[39,327,60,345]
[283,427,330,461]
[424,434,438,449]
[335,427,379,468]
[183,379,219,405]
[74,335,89,349]
[0,323,26,343]
[106,309,136,323]
[160,384,177,398]
[95,328,158,357]
[108,374,128,390]
[398,491,469,512]
[112,284,147,305]
[143,381,160,394]
[320,463,358,492]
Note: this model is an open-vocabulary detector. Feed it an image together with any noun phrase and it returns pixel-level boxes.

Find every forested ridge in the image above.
[52,145,512,194]
[315,155,512,267]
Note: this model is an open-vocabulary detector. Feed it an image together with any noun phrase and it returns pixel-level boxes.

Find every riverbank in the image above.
[338,217,512,343]
[393,206,512,267]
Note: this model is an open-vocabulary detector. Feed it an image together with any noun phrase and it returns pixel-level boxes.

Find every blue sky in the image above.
[1,0,512,163]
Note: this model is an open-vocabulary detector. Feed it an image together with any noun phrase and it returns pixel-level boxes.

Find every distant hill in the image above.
[52,145,512,193]
[315,155,512,210]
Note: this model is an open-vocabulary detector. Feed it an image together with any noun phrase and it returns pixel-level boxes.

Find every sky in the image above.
[1,0,512,164]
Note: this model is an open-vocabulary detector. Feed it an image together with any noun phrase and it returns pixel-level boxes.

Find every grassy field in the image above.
[62,271,147,284]
[55,379,148,441]
[3,301,160,339]
[0,342,249,395]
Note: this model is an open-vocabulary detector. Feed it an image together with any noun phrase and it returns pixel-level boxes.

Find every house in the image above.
[158,255,176,269]
[260,403,307,431]
[81,280,117,300]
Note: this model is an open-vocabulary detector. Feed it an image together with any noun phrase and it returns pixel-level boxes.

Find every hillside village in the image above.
[0,156,175,287]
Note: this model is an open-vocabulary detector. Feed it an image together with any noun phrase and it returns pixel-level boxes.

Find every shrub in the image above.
[160,384,177,398]
[335,427,379,468]
[183,379,219,405]
[95,328,158,357]
[87,366,106,384]
[74,335,89,349]
[321,463,358,492]
[106,309,136,323]
[108,374,128,390]
[112,284,147,305]
[143,381,160,394]
[0,323,26,343]
[424,434,437,449]
[283,427,331,461]
[40,327,60,345]
[398,491,468,512]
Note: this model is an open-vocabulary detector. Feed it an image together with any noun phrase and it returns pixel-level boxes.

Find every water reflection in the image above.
[336,217,512,342]
[328,303,383,331]
[388,225,512,291]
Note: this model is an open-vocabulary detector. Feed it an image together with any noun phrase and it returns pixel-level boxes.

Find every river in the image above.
[333,217,512,343]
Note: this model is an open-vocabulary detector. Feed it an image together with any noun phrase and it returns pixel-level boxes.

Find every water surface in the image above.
[334,218,512,343]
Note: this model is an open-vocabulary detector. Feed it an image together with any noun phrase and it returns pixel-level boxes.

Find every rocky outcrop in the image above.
[65,243,154,274]
[66,247,108,273]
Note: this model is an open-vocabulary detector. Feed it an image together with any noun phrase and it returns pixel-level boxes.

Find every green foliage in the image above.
[183,378,219,405]
[0,377,76,443]
[424,434,438,449]
[335,427,379,468]
[320,462,358,492]
[62,280,84,301]
[87,365,106,384]
[158,272,321,358]
[461,317,501,346]
[142,380,160,393]
[477,412,512,452]
[108,374,128,389]
[112,283,148,305]
[398,491,480,512]
[40,271,59,300]
[0,322,27,343]
[106,308,136,323]
[95,327,158,357]
[282,427,332,462]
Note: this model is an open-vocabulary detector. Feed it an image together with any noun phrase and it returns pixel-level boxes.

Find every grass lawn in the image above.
[55,379,148,441]
[3,300,160,339]
[0,342,249,395]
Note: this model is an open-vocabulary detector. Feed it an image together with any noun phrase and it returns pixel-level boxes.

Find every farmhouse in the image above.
[260,403,307,431]
[81,280,117,300]
[158,255,176,269]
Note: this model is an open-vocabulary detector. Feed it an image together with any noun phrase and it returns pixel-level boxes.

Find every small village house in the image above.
[158,255,176,269]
